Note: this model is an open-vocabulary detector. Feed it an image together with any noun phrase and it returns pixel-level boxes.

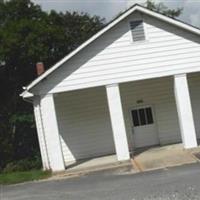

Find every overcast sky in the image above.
[32,0,200,27]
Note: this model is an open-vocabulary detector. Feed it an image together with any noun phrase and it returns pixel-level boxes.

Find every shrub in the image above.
[3,156,42,173]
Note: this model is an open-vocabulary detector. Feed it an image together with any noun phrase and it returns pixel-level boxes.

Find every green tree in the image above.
[0,0,105,169]
[146,0,183,18]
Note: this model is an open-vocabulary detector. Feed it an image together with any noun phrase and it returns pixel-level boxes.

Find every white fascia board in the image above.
[138,6,200,35]
[22,5,200,96]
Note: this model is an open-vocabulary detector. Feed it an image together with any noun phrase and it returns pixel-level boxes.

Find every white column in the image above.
[106,84,130,161]
[40,94,65,171]
[174,74,197,148]
[33,97,50,170]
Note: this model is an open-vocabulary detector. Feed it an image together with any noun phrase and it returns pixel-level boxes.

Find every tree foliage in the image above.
[112,0,182,26]
[0,0,105,170]
[146,0,183,18]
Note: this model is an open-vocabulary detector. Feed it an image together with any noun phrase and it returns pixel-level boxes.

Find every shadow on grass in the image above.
[0,170,51,185]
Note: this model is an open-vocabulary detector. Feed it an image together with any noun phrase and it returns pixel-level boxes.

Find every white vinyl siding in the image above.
[54,86,115,165]
[32,11,200,95]
[120,77,181,147]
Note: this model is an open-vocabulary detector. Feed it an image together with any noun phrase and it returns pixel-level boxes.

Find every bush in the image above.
[3,156,42,173]
[0,112,40,171]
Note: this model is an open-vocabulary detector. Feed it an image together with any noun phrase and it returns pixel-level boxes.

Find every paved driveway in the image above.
[1,163,200,200]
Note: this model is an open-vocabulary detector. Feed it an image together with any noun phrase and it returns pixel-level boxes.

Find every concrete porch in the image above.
[65,154,132,174]
[56,143,200,178]
[133,143,200,171]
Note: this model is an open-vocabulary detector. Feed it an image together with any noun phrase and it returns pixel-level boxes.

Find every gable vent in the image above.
[130,20,145,42]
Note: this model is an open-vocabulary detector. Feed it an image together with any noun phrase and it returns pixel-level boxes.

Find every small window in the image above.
[130,20,145,42]
[131,107,154,127]
[139,109,146,125]
[146,107,153,124]
[132,110,139,126]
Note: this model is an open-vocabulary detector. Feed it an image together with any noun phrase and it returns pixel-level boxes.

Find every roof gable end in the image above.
[21,4,200,97]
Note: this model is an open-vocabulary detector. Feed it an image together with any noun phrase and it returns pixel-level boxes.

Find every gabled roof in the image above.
[22,4,200,97]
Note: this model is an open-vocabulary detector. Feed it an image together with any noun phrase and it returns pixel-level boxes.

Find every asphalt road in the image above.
[2,163,200,200]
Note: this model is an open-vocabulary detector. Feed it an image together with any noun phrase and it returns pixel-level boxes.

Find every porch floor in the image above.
[58,143,200,178]
[133,143,200,171]
[65,155,132,174]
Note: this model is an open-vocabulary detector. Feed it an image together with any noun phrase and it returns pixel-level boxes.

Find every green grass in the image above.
[0,170,51,185]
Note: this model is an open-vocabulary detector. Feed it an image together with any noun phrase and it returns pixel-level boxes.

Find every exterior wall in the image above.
[54,86,115,165]
[120,76,182,147]
[32,11,200,95]
[188,72,200,139]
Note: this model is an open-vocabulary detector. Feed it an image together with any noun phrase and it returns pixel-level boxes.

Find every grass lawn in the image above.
[0,170,51,185]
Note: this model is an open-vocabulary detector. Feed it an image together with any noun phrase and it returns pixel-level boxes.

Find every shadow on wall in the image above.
[54,86,116,167]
